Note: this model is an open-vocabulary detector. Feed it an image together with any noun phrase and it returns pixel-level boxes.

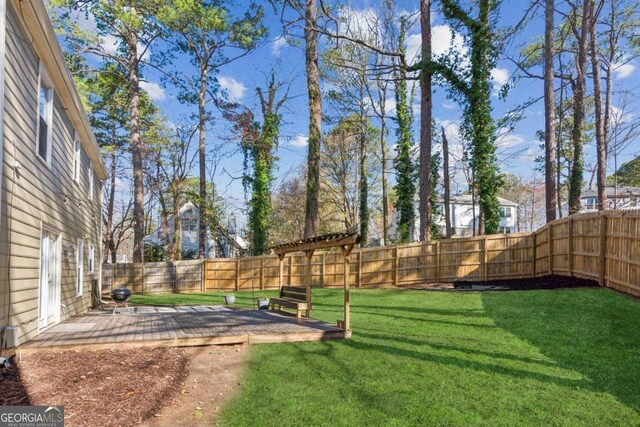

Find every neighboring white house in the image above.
[144,202,248,259]
[429,195,518,238]
[569,186,640,213]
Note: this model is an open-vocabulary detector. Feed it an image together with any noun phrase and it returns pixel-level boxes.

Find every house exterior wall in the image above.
[434,203,517,237]
[0,1,104,345]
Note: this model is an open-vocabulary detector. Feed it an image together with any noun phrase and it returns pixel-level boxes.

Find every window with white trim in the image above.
[73,138,81,183]
[88,243,95,274]
[36,65,54,166]
[88,164,94,199]
[76,239,84,296]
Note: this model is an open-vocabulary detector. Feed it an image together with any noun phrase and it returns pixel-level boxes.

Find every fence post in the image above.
[548,225,554,275]
[394,246,400,287]
[568,217,574,276]
[357,251,362,288]
[142,263,146,295]
[235,259,240,291]
[482,236,488,281]
[288,256,293,284]
[599,213,607,286]
[532,232,537,277]
[260,257,265,290]
[435,241,440,282]
[201,260,205,292]
[321,253,326,288]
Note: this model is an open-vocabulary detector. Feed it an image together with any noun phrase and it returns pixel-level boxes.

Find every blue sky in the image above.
[68,0,640,222]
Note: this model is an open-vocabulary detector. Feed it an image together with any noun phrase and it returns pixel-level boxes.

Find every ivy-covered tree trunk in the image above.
[568,0,591,214]
[467,0,501,234]
[393,19,416,243]
[304,0,322,239]
[249,112,279,255]
[442,126,452,238]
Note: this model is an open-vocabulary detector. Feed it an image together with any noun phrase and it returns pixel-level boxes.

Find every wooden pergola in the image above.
[271,232,360,332]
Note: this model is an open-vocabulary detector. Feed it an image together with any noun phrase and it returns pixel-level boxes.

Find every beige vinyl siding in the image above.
[0,3,103,344]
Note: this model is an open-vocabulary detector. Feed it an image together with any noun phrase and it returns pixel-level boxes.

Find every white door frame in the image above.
[38,225,62,330]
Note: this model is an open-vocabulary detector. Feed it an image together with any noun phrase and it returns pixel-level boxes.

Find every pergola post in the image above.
[344,253,350,331]
[341,244,355,331]
[278,254,285,289]
[305,249,314,317]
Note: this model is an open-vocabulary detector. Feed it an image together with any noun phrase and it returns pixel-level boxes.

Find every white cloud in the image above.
[218,76,246,101]
[613,63,635,79]
[406,33,422,63]
[271,37,287,56]
[286,134,309,148]
[337,7,379,40]
[495,131,525,149]
[442,102,455,109]
[139,81,166,101]
[432,25,467,60]
[611,105,634,124]
[491,67,509,97]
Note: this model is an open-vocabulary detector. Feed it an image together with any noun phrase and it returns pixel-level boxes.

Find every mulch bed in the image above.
[0,347,189,426]
[401,275,599,291]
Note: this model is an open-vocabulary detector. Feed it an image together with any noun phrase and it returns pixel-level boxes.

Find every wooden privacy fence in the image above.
[101,260,203,295]
[103,210,640,298]
[204,232,536,291]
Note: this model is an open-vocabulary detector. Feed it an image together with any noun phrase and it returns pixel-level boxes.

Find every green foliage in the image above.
[144,243,164,262]
[436,0,503,234]
[430,152,442,240]
[611,155,640,186]
[393,18,416,243]
[247,112,280,255]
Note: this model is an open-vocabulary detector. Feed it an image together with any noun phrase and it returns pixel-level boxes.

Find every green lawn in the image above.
[132,288,640,426]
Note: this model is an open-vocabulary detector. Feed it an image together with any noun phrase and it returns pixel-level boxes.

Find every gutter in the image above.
[0,0,5,225]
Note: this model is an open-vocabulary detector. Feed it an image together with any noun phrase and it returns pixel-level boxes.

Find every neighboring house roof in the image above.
[435,194,518,207]
[17,0,106,179]
[581,186,640,198]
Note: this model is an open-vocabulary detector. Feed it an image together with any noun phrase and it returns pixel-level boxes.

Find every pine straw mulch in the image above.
[0,347,189,426]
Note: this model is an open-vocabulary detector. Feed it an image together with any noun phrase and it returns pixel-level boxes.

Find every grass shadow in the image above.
[482,288,640,413]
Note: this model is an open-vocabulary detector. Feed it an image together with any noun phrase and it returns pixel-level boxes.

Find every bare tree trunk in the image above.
[379,83,389,245]
[105,148,116,264]
[359,101,369,245]
[171,188,182,261]
[198,66,208,258]
[442,127,452,238]
[304,0,321,238]
[419,0,433,241]
[198,66,208,259]
[568,0,591,215]
[590,4,606,210]
[544,0,557,222]
[128,35,145,262]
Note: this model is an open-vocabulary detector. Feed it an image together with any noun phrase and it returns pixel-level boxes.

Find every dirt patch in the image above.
[401,275,599,291]
[0,347,189,426]
[141,344,249,427]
